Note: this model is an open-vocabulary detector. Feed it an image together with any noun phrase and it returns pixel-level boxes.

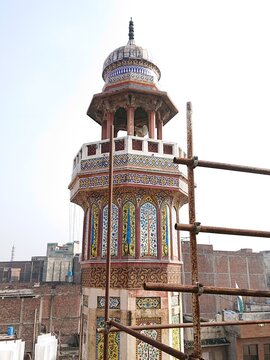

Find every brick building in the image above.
[181,242,267,319]
[0,283,81,357]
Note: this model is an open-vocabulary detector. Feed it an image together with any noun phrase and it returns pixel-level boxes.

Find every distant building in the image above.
[0,259,45,283]
[42,241,80,283]
[0,241,80,284]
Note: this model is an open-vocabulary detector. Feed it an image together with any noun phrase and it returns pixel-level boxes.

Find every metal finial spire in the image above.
[128,17,134,41]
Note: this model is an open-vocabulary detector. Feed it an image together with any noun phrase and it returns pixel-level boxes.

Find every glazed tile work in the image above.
[140,201,157,257]
[83,192,182,262]
[122,201,136,256]
[96,317,120,360]
[161,204,170,257]
[136,318,161,360]
[102,204,119,257]
[136,297,161,309]
[97,296,120,309]
[172,314,181,352]
[90,204,99,257]
[80,154,179,172]
[82,265,181,288]
[79,173,179,190]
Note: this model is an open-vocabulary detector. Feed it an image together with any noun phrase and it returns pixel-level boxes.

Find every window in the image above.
[243,344,258,360]
[264,344,270,360]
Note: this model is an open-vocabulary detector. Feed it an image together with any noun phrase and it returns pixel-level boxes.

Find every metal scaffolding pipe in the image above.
[144,283,270,297]
[185,102,201,358]
[173,157,270,176]
[98,319,270,333]
[175,223,270,238]
[109,320,189,360]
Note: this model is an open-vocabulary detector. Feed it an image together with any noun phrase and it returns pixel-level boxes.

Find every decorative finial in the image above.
[128,17,134,41]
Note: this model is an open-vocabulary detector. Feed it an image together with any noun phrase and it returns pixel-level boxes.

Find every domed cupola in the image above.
[102,18,161,91]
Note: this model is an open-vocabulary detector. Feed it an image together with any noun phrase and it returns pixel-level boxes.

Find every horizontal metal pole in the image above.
[109,320,188,360]
[144,283,270,297]
[98,319,270,333]
[175,223,270,238]
[173,157,270,176]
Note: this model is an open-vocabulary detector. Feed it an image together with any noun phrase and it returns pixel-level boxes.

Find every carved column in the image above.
[148,110,156,139]
[157,112,163,140]
[127,106,135,135]
[106,111,114,139]
[101,119,107,140]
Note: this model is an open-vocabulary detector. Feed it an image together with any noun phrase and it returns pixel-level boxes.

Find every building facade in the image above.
[182,242,267,319]
[69,20,188,359]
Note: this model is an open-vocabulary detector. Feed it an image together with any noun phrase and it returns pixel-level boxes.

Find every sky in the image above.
[1,0,270,261]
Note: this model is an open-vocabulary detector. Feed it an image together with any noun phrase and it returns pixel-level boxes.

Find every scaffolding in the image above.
[99,102,270,360]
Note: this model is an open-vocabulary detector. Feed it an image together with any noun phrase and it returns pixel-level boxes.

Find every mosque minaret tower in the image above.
[69,19,188,360]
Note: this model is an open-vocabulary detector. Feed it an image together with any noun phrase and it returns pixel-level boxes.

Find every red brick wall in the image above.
[182,242,266,319]
[0,284,81,353]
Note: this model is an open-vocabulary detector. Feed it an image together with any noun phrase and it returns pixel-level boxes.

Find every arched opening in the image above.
[134,107,148,137]
[114,107,127,136]
[102,204,119,257]
[140,199,157,257]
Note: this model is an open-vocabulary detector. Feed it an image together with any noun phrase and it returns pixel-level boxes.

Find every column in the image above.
[101,120,107,140]
[106,111,114,139]
[127,106,135,135]
[148,110,156,139]
[157,113,163,140]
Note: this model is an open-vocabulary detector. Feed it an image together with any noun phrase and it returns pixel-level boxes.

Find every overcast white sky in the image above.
[1,0,270,261]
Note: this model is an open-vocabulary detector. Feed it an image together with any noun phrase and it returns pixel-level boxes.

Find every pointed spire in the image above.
[128,17,134,41]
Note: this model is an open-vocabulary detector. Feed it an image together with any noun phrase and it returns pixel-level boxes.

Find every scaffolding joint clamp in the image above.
[192,156,199,168]
[104,321,111,334]
[196,282,204,296]
[194,222,201,234]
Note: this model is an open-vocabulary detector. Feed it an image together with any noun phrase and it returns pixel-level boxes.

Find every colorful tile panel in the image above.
[136,317,161,360]
[102,204,118,257]
[172,207,178,258]
[96,317,120,360]
[161,204,170,257]
[90,204,99,257]
[140,201,157,257]
[97,296,120,309]
[80,173,179,189]
[122,201,136,256]
[172,314,181,353]
[81,154,179,171]
[136,297,161,309]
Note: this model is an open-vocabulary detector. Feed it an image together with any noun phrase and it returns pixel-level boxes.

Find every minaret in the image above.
[69,19,188,360]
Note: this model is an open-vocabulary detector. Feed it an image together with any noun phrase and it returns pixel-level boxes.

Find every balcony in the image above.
[71,136,186,180]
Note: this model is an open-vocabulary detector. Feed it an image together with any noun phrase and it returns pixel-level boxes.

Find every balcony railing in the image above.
[72,136,186,176]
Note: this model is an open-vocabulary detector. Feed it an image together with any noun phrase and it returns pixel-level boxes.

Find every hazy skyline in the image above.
[1,0,270,261]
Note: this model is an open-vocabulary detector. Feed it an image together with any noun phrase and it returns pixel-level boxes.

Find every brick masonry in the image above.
[0,283,81,353]
[181,242,267,319]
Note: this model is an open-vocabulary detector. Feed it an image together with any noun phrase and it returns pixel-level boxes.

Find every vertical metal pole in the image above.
[103,125,114,360]
[186,102,201,358]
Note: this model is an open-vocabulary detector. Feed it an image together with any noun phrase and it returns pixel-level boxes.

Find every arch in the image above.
[161,203,171,257]
[90,204,99,258]
[114,107,127,135]
[140,200,157,257]
[102,203,119,257]
[122,201,136,257]
[134,107,148,137]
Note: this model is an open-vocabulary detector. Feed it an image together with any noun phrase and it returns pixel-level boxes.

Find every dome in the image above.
[102,19,161,88]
